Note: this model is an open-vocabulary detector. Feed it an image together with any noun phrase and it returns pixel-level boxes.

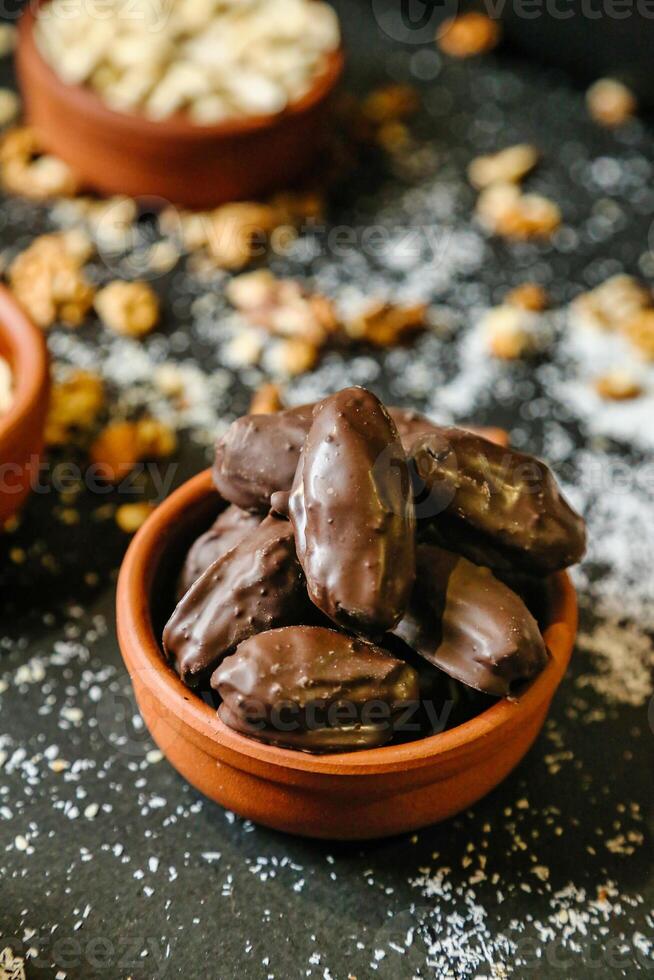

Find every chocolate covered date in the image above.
[213,404,314,511]
[409,426,586,574]
[289,387,415,633]
[177,505,261,597]
[163,515,311,685]
[212,626,420,752]
[394,544,549,696]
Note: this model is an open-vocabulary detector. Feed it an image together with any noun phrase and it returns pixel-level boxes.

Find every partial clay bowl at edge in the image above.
[116,468,578,840]
[0,285,49,525]
[17,2,345,208]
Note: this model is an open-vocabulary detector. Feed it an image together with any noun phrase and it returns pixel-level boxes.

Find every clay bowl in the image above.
[17,2,345,209]
[0,286,49,526]
[116,468,578,840]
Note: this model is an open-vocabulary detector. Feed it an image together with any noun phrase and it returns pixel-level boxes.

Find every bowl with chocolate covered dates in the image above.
[117,387,583,839]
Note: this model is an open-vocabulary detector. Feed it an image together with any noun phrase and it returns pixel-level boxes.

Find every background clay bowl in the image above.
[116,468,578,841]
[17,2,345,209]
[0,285,49,525]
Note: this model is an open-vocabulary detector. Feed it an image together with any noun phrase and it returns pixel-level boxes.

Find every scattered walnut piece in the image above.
[437,13,501,58]
[89,417,176,483]
[269,190,325,224]
[9,232,95,329]
[586,78,636,127]
[344,300,427,347]
[361,84,419,124]
[223,329,265,368]
[94,280,160,337]
[46,370,105,446]
[570,276,650,332]
[0,126,79,199]
[265,338,319,377]
[476,183,561,239]
[249,382,284,415]
[0,24,17,58]
[206,202,280,269]
[376,121,411,154]
[154,363,186,399]
[468,144,539,190]
[483,305,538,360]
[622,309,654,360]
[505,282,549,312]
[115,502,155,534]
[594,370,643,401]
[226,270,339,346]
[0,88,19,128]
[60,227,94,264]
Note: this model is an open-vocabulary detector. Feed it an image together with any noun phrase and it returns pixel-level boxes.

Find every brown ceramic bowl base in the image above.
[17,3,344,209]
[116,469,578,840]
[0,286,49,525]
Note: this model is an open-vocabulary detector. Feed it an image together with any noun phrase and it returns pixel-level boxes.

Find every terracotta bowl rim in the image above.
[116,468,578,777]
[19,3,345,141]
[0,284,49,449]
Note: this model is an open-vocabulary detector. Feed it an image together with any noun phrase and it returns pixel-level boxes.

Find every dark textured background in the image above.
[1,2,653,977]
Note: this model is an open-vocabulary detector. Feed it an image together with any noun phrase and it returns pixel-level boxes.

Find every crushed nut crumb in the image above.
[361,84,419,124]
[476,182,561,239]
[570,276,651,332]
[594,370,643,401]
[89,417,176,483]
[9,231,95,329]
[483,305,539,360]
[0,88,19,128]
[265,337,319,377]
[0,126,79,199]
[249,382,284,414]
[94,280,160,337]
[344,300,427,347]
[115,502,155,534]
[468,144,539,190]
[622,309,654,360]
[586,78,636,127]
[45,370,105,446]
[437,13,501,58]
[505,283,549,312]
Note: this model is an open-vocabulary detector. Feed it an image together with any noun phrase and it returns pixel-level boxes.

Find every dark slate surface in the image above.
[1,2,653,977]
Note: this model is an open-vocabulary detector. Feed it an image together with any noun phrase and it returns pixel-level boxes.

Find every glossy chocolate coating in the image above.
[177,505,261,597]
[212,404,314,511]
[409,426,586,574]
[212,626,420,752]
[394,544,549,697]
[163,515,311,686]
[289,387,415,633]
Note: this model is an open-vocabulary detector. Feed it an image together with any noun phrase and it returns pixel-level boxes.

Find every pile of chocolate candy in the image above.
[163,387,585,753]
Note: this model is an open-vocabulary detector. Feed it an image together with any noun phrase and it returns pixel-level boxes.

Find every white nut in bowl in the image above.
[35,0,341,124]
